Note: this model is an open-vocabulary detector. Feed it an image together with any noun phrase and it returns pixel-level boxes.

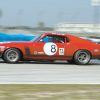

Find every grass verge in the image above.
[0,84,100,100]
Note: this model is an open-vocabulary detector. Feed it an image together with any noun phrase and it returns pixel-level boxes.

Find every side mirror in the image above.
[40,39,43,42]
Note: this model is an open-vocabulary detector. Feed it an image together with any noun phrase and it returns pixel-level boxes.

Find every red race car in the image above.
[0,32,100,65]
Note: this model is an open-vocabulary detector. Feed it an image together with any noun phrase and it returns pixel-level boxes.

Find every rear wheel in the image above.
[3,48,21,63]
[74,50,91,65]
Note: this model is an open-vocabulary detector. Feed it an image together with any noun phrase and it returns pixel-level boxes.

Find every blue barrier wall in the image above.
[0,33,35,42]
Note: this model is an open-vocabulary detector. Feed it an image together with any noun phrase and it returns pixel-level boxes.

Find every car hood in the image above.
[0,41,31,47]
[0,41,31,43]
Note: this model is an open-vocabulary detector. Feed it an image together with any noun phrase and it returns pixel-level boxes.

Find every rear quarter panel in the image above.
[65,35,100,59]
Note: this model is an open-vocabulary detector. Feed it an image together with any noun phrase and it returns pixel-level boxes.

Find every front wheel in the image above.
[3,48,21,63]
[74,50,91,65]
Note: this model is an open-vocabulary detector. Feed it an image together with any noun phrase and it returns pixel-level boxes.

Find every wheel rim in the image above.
[6,50,19,62]
[77,51,90,64]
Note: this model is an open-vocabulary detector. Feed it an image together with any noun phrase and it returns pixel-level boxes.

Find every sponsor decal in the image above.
[33,51,44,55]
[37,52,44,55]
[59,48,64,55]
[34,51,38,55]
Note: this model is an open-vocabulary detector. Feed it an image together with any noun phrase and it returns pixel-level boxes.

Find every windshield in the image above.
[31,35,42,42]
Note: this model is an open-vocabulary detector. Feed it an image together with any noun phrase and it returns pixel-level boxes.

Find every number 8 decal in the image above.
[51,45,56,53]
[44,43,57,55]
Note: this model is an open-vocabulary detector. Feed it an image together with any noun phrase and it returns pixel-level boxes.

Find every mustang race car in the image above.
[0,32,100,65]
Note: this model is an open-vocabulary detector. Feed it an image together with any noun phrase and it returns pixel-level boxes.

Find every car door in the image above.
[32,35,66,59]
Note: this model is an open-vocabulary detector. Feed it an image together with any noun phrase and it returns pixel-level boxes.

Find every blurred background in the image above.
[0,0,100,39]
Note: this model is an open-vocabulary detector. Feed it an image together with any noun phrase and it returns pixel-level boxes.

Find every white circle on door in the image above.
[43,43,57,55]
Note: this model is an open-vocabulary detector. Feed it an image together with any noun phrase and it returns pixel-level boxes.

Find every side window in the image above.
[60,37,65,43]
[40,36,53,42]
[53,36,65,43]
[40,35,66,43]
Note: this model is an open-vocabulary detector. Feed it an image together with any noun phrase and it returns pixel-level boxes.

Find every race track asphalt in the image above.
[0,60,100,84]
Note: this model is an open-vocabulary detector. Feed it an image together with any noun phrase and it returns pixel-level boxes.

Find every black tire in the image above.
[3,48,21,63]
[74,50,91,65]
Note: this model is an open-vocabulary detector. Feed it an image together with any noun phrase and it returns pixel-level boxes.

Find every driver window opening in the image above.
[40,35,66,43]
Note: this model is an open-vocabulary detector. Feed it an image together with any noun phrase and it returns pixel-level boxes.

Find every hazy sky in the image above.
[0,0,99,26]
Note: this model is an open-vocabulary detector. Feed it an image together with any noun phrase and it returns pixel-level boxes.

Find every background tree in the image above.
[37,21,45,28]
